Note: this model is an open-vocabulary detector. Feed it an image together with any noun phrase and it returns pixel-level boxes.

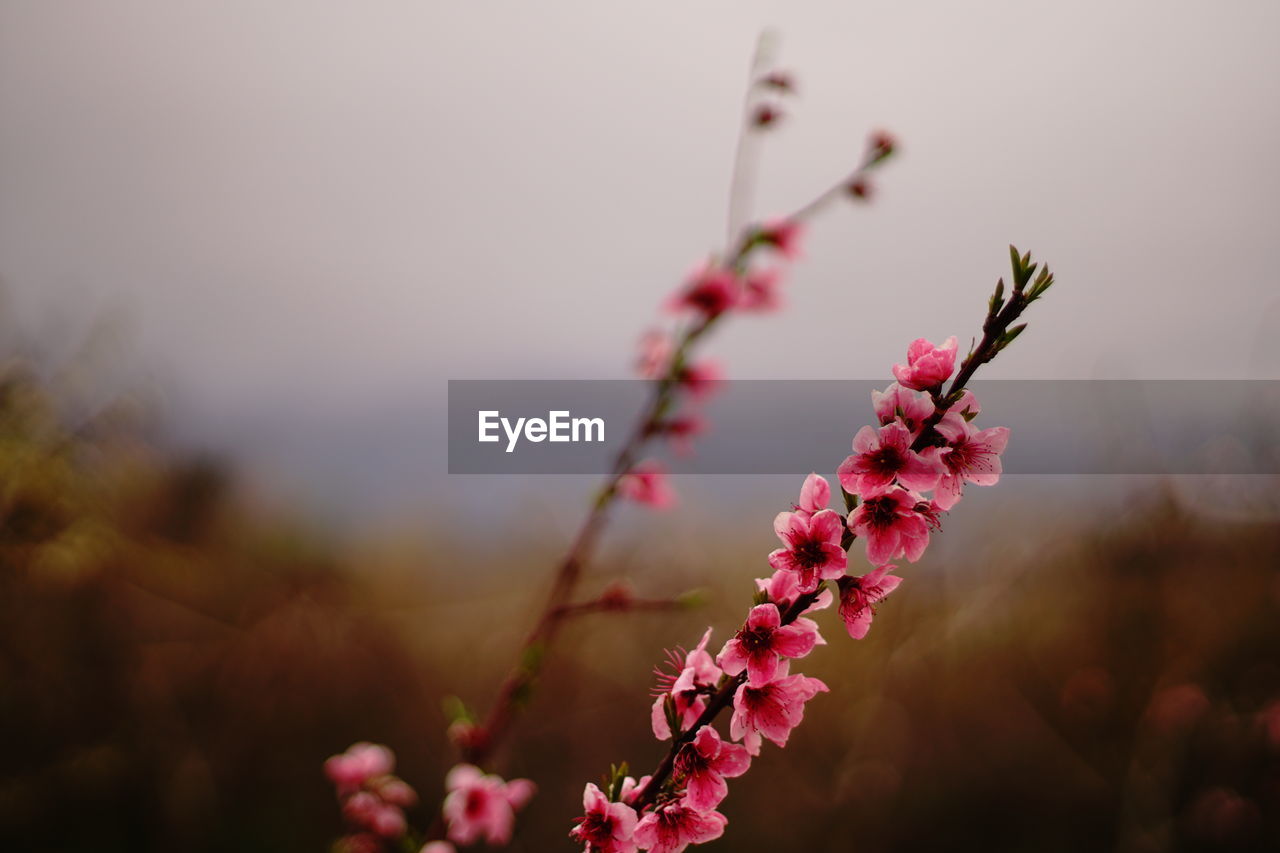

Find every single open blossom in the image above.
[847,486,932,566]
[933,413,1010,510]
[325,743,396,795]
[730,661,829,755]
[632,802,728,853]
[837,421,943,496]
[674,726,752,811]
[617,462,675,508]
[652,628,723,740]
[740,267,783,311]
[442,764,536,847]
[718,603,819,685]
[757,218,804,259]
[837,566,903,639]
[667,262,739,318]
[892,336,958,391]
[871,382,936,436]
[768,509,847,592]
[570,783,639,853]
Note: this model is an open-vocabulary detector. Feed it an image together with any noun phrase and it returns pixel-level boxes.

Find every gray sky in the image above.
[2,1,1278,519]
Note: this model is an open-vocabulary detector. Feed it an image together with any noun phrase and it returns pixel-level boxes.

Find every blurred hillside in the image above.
[1,356,1278,852]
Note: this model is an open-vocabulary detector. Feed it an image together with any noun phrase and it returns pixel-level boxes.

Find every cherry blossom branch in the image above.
[570,249,1056,852]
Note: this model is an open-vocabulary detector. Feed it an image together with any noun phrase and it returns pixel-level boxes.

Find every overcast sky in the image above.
[2,1,1278,520]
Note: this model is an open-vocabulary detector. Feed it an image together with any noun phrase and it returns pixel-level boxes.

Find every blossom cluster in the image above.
[324,744,535,853]
[570,335,1014,852]
[325,743,418,851]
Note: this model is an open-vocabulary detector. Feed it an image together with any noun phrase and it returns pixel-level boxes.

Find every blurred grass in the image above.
[1,358,1278,852]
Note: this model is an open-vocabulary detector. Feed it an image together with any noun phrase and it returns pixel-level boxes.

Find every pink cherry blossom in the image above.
[837,421,943,496]
[325,742,396,795]
[617,462,675,508]
[793,472,831,518]
[420,844,456,853]
[632,802,727,853]
[674,726,752,811]
[837,566,903,639]
[651,628,723,740]
[636,329,674,380]
[767,508,847,592]
[891,336,958,391]
[757,218,804,259]
[740,268,783,311]
[667,262,739,318]
[846,486,932,566]
[933,413,1010,510]
[729,661,829,755]
[675,359,724,400]
[871,382,936,437]
[755,568,834,616]
[442,764,536,847]
[619,775,653,806]
[717,603,819,685]
[569,783,639,853]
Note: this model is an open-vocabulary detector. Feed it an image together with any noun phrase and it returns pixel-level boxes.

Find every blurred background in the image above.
[1,1,1278,851]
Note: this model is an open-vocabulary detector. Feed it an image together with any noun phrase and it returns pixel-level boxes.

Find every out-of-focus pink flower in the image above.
[933,414,1010,510]
[442,764,536,847]
[729,661,829,755]
[617,462,675,508]
[868,129,896,161]
[632,802,728,853]
[636,329,674,380]
[757,219,804,259]
[652,629,723,740]
[653,414,706,456]
[343,792,408,839]
[871,383,935,437]
[718,603,819,685]
[768,509,847,592]
[674,726,752,812]
[740,268,783,311]
[668,262,739,318]
[420,843,456,853]
[569,782,639,853]
[836,566,902,640]
[752,104,783,128]
[373,777,418,808]
[325,743,396,795]
[676,360,724,400]
[891,336,957,391]
[837,421,943,496]
[847,487,932,566]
